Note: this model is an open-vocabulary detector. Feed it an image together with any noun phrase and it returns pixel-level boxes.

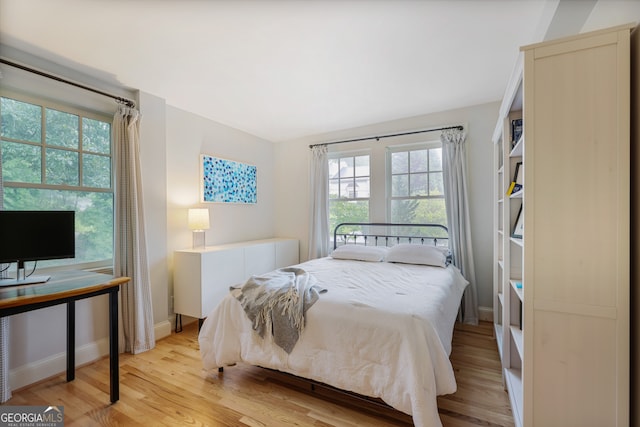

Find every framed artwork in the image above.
[200,155,257,204]
[512,205,524,238]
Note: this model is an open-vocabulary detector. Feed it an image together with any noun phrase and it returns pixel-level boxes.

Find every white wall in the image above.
[581,1,640,33]
[274,101,500,312]
[138,91,171,336]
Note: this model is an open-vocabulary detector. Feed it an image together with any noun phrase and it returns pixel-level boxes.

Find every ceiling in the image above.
[0,0,636,142]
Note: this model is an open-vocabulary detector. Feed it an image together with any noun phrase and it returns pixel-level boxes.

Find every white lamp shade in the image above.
[188,208,210,231]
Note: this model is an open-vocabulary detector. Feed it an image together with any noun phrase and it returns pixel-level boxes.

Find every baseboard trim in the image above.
[478,306,493,322]
[10,336,109,391]
[10,319,172,391]
[155,319,172,340]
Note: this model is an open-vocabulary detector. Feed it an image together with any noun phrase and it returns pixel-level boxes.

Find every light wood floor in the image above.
[4,321,514,426]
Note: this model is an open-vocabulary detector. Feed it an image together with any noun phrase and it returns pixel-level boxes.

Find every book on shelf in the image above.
[511,118,522,148]
[512,183,522,194]
[512,206,524,238]
[506,161,523,196]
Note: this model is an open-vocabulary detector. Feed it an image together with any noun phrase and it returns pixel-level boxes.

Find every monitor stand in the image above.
[0,275,50,287]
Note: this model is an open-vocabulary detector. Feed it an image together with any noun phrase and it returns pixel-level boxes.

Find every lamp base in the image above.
[192,231,206,249]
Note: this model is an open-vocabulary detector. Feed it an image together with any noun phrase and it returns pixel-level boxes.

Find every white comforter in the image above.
[199,257,468,427]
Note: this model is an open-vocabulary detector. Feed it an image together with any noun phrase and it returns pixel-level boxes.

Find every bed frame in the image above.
[333,222,449,249]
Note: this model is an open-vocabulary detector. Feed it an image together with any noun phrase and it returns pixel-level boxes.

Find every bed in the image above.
[198,223,468,427]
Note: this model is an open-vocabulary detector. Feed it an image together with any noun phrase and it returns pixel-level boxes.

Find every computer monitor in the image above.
[0,210,75,286]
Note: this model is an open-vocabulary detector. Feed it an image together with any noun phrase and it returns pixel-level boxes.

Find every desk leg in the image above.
[109,289,119,403]
[66,301,75,382]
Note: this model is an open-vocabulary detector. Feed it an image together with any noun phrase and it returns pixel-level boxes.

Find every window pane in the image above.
[391,151,408,174]
[354,155,369,176]
[388,147,447,239]
[409,149,428,173]
[3,187,114,265]
[83,118,110,154]
[46,148,78,185]
[46,108,78,149]
[340,178,355,198]
[328,158,340,179]
[1,98,41,143]
[355,177,370,198]
[1,141,41,183]
[83,153,111,188]
[391,199,420,224]
[391,198,447,230]
[410,173,428,196]
[328,154,370,241]
[429,148,442,171]
[329,200,369,236]
[414,198,447,231]
[329,178,340,198]
[392,174,408,197]
[338,157,354,178]
[429,172,444,195]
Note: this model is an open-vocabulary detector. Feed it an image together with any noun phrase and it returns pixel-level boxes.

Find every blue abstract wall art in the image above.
[201,155,257,204]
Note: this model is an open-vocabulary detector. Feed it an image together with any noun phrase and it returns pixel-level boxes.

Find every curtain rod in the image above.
[0,58,136,108]
[308,124,463,149]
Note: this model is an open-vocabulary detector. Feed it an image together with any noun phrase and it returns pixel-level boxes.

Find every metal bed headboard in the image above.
[333,222,449,250]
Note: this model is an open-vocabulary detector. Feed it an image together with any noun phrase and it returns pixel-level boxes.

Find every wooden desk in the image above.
[0,270,130,403]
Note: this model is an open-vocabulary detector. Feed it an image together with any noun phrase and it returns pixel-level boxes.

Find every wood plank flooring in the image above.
[4,321,514,426]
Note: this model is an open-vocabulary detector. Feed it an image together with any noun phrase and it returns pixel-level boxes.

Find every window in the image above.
[328,154,370,235]
[1,95,113,269]
[389,144,447,231]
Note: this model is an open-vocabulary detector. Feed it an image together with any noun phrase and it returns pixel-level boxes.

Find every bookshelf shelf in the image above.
[509,189,523,199]
[504,368,523,427]
[510,280,523,301]
[510,137,523,157]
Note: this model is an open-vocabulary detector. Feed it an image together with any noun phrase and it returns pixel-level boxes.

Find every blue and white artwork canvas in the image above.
[201,155,257,204]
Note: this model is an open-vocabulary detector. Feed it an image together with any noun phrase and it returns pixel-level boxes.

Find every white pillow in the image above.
[385,244,449,267]
[331,244,389,262]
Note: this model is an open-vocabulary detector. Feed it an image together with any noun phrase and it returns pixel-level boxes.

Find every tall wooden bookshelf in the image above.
[493,24,632,427]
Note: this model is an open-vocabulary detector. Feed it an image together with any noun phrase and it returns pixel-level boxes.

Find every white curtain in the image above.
[0,148,11,403]
[441,128,478,325]
[308,145,330,259]
[113,105,155,354]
